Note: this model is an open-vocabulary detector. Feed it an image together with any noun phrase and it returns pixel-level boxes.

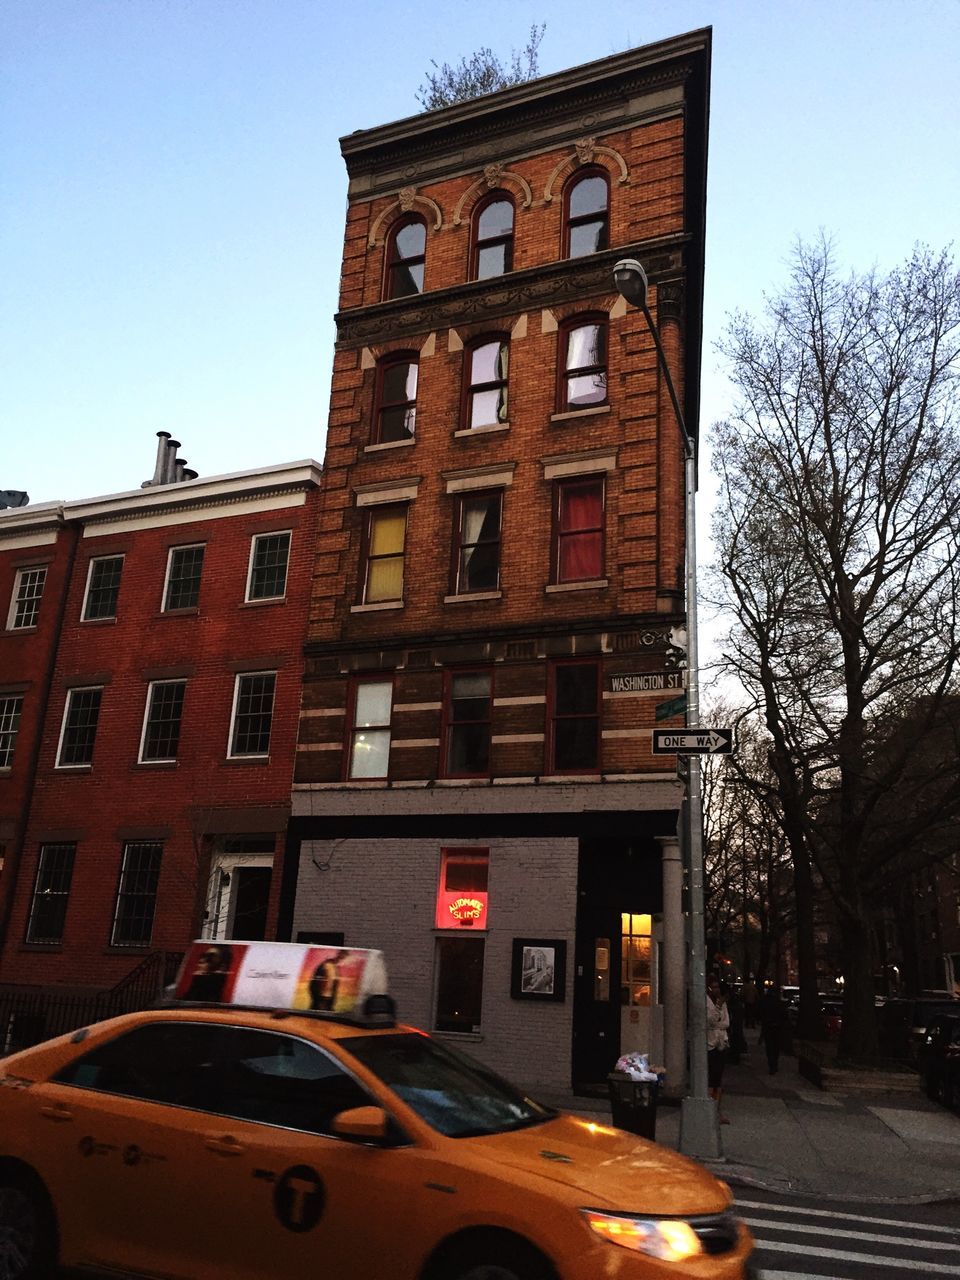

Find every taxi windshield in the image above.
[343,1033,557,1137]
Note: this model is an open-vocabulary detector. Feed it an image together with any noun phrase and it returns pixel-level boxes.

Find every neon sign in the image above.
[436,890,488,929]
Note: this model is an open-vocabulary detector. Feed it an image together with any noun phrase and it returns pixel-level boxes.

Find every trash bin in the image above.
[607,1071,658,1139]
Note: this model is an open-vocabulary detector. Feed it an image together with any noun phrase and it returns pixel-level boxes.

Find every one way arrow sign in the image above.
[652,728,734,755]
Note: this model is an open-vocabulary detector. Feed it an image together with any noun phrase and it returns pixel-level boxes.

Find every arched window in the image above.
[563,170,609,259]
[374,355,418,444]
[384,216,426,299]
[463,337,509,429]
[558,317,607,410]
[471,195,514,280]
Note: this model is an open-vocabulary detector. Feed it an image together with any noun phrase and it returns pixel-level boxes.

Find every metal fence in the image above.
[0,950,184,1054]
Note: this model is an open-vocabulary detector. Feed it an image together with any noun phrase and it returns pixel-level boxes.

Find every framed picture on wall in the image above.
[510,938,566,1002]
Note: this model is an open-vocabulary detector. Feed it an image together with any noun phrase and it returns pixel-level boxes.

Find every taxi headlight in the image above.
[582,1210,703,1261]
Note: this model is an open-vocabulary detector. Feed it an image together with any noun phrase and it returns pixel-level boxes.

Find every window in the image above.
[26,843,76,945]
[164,544,205,611]
[361,505,406,604]
[463,339,508,429]
[436,847,489,929]
[385,216,426,299]
[57,686,103,767]
[55,1023,376,1138]
[111,842,163,947]
[564,170,609,258]
[549,660,600,772]
[443,672,492,777]
[0,695,23,768]
[7,566,47,629]
[471,196,514,280]
[554,477,604,582]
[621,912,654,1008]
[140,680,186,762]
[246,532,290,602]
[347,679,392,779]
[374,356,418,444]
[435,937,485,1034]
[559,319,607,410]
[452,491,502,594]
[229,673,276,758]
[82,555,124,621]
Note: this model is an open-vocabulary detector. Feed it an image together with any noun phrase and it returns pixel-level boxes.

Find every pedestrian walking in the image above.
[759,984,786,1075]
[706,974,731,1123]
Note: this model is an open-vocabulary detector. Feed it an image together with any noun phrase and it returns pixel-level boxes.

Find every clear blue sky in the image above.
[2,0,958,506]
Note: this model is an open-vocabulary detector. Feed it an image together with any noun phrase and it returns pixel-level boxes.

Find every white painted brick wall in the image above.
[293,836,578,1093]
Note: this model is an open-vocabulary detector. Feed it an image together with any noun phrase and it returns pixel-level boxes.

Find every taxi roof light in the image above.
[165,940,396,1027]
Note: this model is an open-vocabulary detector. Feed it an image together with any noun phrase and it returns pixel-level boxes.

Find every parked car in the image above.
[920,1013,960,1109]
[878,995,960,1063]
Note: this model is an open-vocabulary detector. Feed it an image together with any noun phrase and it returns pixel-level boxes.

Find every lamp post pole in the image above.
[614,259,720,1159]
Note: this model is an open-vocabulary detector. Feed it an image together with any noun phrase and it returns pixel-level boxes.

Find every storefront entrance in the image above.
[572,838,663,1093]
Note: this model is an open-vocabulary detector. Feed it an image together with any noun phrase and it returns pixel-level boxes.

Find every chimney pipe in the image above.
[163,440,181,486]
[174,458,186,483]
[148,432,172,486]
[182,468,198,481]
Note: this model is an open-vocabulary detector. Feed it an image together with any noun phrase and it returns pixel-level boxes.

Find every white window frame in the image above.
[244,531,292,603]
[0,694,24,769]
[162,543,205,612]
[7,565,48,630]
[81,554,124,621]
[138,679,187,764]
[55,685,104,769]
[227,671,277,759]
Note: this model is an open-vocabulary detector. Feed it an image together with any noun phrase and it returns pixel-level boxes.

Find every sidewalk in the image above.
[568,1036,960,1203]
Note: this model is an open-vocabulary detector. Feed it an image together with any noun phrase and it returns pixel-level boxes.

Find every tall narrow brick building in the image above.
[285,29,711,1097]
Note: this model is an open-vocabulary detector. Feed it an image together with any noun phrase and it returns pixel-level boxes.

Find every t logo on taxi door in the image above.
[274,1165,325,1232]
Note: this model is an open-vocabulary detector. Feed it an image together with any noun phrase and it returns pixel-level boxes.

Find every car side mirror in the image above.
[332,1105,389,1143]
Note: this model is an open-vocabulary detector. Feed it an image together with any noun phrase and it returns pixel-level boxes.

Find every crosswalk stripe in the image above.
[736,1197,960,1237]
[755,1239,960,1274]
[744,1214,956,1251]
[758,1271,848,1280]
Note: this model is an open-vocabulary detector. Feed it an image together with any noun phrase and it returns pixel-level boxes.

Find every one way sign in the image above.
[652,728,733,755]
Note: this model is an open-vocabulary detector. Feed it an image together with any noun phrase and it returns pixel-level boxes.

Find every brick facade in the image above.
[0,457,321,997]
[288,30,711,1097]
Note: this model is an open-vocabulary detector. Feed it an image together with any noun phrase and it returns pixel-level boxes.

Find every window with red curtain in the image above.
[555,478,604,582]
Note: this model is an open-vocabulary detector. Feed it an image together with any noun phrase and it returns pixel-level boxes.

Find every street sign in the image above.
[611,671,684,693]
[652,728,733,755]
[655,694,687,722]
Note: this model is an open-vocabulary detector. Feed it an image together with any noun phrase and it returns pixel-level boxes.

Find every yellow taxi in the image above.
[0,941,753,1280]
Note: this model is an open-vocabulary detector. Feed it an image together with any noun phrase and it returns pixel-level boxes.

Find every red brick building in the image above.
[0,438,321,1036]
[284,30,711,1098]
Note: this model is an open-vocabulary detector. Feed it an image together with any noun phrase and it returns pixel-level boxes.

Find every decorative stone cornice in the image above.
[335,238,688,347]
[304,617,685,663]
[367,190,444,247]
[451,168,533,226]
[542,141,630,204]
[656,281,684,323]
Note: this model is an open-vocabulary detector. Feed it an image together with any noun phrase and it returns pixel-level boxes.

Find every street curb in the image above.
[705,1159,960,1206]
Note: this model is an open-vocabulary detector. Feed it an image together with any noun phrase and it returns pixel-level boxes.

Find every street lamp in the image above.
[614,258,720,1159]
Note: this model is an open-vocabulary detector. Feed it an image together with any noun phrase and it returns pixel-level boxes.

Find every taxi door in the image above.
[161,1028,449,1280]
[23,1054,205,1276]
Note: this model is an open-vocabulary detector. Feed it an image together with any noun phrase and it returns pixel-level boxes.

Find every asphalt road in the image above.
[737,1188,960,1280]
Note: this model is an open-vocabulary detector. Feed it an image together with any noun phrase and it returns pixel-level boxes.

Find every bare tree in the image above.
[702,706,798,991]
[710,238,960,1060]
[416,25,546,111]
